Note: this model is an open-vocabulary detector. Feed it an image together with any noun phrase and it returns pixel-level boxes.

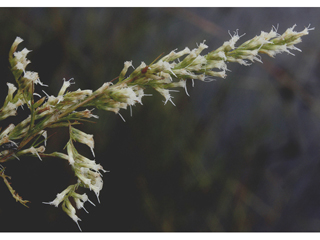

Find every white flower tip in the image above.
[117,112,126,122]
[12,153,20,161]
[14,37,23,44]
[30,146,43,161]
[75,219,82,232]
[90,147,95,157]
[87,198,96,207]
[95,193,101,204]
[124,60,133,68]
[42,200,59,207]
[306,24,315,31]
[184,82,190,97]
[68,157,75,165]
[83,206,89,214]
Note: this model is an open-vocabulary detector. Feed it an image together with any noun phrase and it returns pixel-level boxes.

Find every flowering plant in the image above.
[0,24,313,231]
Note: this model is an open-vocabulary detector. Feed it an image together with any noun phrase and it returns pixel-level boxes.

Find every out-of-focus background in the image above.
[0,7,320,232]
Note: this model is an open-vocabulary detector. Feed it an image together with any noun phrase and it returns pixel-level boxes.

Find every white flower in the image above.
[134,88,145,104]
[68,146,106,203]
[118,87,139,105]
[207,50,227,61]
[190,73,206,81]
[120,61,134,80]
[241,28,278,49]
[70,192,95,213]
[0,124,15,139]
[259,44,293,58]
[13,36,23,46]
[172,68,189,76]
[215,30,243,53]
[75,170,92,187]
[15,61,24,70]
[224,31,241,50]
[76,154,106,174]
[151,60,177,77]
[180,49,198,64]
[14,48,31,60]
[67,142,75,165]
[46,193,65,207]
[226,57,251,66]
[64,199,82,231]
[58,78,75,96]
[72,192,88,202]
[4,102,18,116]
[233,49,262,63]
[206,60,228,71]
[137,61,147,70]
[15,60,30,72]
[18,146,45,161]
[42,185,74,207]
[161,47,191,62]
[70,127,95,157]
[15,99,25,109]
[155,87,177,106]
[73,88,93,97]
[206,70,227,79]
[159,72,172,82]
[90,177,103,203]
[31,146,45,161]
[0,98,25,120]
[73,197,88,213]
[40,130,47,146]
[23,71,38,82]
[10,37,24,60]
[124,60,133,69]
[281,24,306,44]
[194,41,208,55]
[95,82,112,94]
[75,166,100,190]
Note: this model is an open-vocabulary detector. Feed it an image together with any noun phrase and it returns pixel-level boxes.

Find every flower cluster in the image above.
[68,125,107,201]
[84,24,313,117]
[0,83,24,121]
[149,25,312,101]
[43,184,96,231]
[9,37,47,101]
[0,25,313,231]
[43,125,106,230]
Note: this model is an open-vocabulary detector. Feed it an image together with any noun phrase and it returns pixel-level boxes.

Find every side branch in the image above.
[0,166,30,207]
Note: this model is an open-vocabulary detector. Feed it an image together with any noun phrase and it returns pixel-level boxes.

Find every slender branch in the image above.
[0,167,30,207]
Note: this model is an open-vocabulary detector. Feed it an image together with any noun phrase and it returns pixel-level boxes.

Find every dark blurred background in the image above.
[0,7,320,232]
